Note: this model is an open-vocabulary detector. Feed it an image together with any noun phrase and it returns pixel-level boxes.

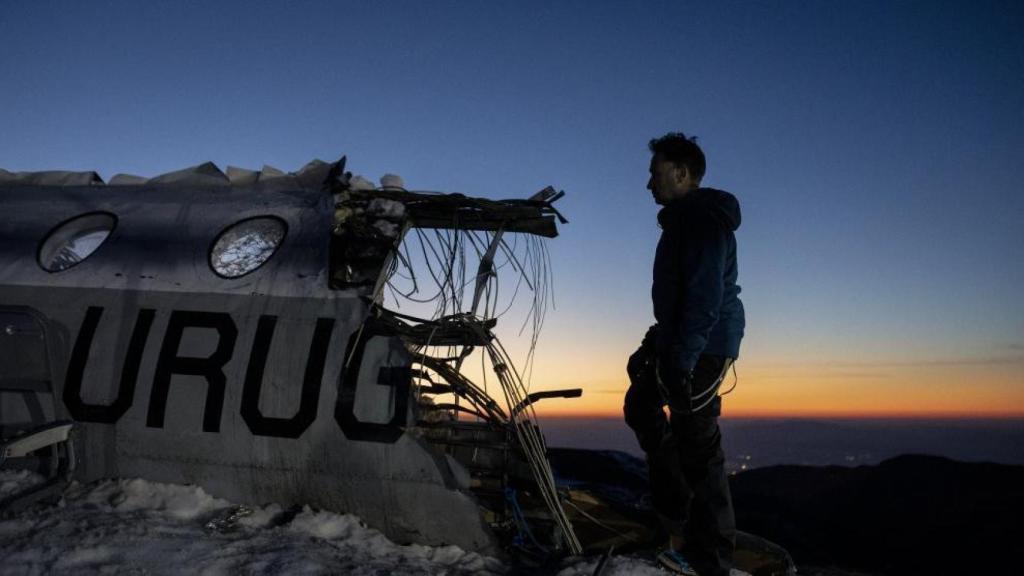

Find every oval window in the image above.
[210,217,287,278]
[38,212,117,272]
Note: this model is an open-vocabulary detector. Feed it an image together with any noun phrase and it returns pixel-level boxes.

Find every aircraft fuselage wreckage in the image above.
[0,157,591,558]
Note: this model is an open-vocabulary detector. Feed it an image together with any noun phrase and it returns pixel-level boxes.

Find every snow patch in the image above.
[287,506,361,540]
[0,469,46,499]
[348,175,375,191]
[81,478,232,520]
[367,197,406,219]
[234,503,283,529]
[379,173,405,190]
[0,477,505,575]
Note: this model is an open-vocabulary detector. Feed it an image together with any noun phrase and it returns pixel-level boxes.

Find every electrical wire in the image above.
[369,204,575,552]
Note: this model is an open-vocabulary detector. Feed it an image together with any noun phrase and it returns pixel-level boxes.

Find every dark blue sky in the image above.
[2,1,1021,414]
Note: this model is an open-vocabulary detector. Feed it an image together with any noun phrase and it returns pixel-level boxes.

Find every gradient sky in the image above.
[2,1,1022,417]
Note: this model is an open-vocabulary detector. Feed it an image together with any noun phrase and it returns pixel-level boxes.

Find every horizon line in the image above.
[533,411,1024,420]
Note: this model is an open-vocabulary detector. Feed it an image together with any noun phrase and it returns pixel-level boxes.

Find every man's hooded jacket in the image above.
[653,187,745,380]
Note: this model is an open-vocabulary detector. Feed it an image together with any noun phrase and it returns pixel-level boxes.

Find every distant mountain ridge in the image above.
[548,450,1024,576]
[730,454,1024,575]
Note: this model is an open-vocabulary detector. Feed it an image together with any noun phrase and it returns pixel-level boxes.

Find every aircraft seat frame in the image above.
[0,420,77,513]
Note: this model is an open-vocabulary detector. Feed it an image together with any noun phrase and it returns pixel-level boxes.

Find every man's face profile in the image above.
[647,153,695,205]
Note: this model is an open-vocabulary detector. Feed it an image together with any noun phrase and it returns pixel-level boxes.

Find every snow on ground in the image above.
[0,471,501,575]
[0,470,46,500]
[0,470,665,576]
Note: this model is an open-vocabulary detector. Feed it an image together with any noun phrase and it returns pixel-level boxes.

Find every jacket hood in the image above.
[658,187,742,232]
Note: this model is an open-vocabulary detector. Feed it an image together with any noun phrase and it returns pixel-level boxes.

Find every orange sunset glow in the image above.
[520,345,1024,419]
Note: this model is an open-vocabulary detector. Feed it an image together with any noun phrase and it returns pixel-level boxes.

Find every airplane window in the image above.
[210,217,286,278]
[38,212,117,272]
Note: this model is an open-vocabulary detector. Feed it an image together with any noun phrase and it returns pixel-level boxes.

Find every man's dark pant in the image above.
[624,353,736,576]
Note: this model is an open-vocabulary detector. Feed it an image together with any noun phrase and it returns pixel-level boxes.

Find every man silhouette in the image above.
[624,132,745,576]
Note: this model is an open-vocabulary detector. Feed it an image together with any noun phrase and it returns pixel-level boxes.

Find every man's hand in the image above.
[656,360,692,416]
[627,345,650,382]
[627,325,658,381]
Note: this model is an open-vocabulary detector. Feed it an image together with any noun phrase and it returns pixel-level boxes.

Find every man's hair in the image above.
[649,132,706,182]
